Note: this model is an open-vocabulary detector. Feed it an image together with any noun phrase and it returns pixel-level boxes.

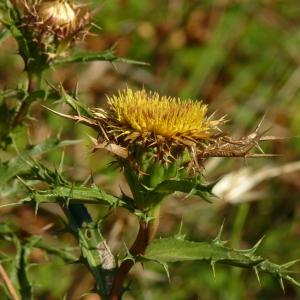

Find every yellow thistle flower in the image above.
[103,89,222,144]
[51,87,269,170]
[88,88,226,166]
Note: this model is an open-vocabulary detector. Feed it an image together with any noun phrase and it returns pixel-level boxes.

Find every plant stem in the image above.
[11,72,34,129]
[109,221,152,300]
[0,264,20,300]
[62,203,115,300]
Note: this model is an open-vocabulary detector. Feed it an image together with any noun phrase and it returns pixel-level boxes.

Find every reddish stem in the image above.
[109,222,151,300]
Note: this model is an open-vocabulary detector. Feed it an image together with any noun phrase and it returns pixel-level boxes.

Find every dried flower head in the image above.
[21,0,91,58]
[38,1,77,31]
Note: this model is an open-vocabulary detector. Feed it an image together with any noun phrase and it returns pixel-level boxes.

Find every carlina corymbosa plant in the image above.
[47,87,300,299]
[0,1,300,300]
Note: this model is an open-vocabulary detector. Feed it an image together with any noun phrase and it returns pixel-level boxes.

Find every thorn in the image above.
[0,201,24,209]
[213,220,225,245]
[255,143,265,154]
[184,187,196,199]
[254,267,261,285]
[42,105,75,119]
[45,79,59,92]
[211,260,216,279]
[245,153,281,158]
[82,174,92,186]
[16,176,34,192]
[254,113,267,133]
[162,262,170,282]
[34,201,39,215]
[122,241,133,261]
[58,151,65,174]
[281,259,300,269]
[175,220,185,240]
[249,236,265,254]
[74,82,79,98]
[279,276,285,293]
[260,135,290,141]
[111,61,119,72]
[87,134,98,145]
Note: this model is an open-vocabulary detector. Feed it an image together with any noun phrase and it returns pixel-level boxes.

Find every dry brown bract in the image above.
[21,0,91,57]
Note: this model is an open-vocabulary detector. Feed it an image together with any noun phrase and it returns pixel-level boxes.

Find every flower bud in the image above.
[38,1,77,34]
[21,0,91,60]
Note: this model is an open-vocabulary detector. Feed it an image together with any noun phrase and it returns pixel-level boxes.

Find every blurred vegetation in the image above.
[1,0,300,299]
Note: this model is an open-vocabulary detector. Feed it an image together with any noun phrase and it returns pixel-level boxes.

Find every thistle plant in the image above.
[0,1,299,300]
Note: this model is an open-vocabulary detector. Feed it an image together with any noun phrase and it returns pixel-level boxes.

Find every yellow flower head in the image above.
[52,87,270,170]
[104,89,221,143]
[89,88,225,165]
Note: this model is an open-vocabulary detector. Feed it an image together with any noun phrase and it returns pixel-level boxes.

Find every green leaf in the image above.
[52,49,149,66]
[153,179,215,202]
[142,237,300,288]
[0,139,79,187]
[8,24,31,60]
[58,86,94,117]
[25,184,128,208]
[144,238,262,266]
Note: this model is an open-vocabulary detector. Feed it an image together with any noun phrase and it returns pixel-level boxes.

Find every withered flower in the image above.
[38,1,77,32]
[21,0,91,58]
[52,88,271,172]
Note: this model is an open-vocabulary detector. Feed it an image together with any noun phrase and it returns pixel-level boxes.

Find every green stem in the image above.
[11,72,34,129]
[62,203,115,299]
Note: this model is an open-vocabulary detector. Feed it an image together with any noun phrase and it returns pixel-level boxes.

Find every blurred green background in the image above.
[1,0,300,299]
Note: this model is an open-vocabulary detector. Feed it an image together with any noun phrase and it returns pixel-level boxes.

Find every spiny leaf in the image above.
[58,85,94,117]
[143,238,263,266]
[153,179,215,202]
[0,139,79,187]
[21,184,131,210]
[52,49,149,67]
[141,237,300,289]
